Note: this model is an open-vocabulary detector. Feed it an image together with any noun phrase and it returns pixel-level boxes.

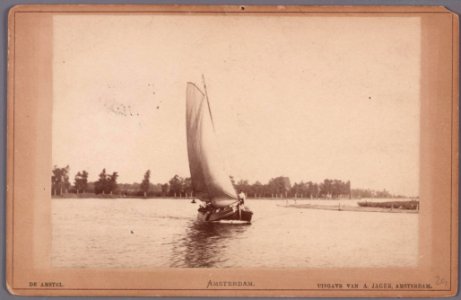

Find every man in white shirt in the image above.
[238,191,246,205]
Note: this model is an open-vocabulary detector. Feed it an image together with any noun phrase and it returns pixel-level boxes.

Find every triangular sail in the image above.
[186,82,239,208]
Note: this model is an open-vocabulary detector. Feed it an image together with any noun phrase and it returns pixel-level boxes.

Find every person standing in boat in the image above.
[238,191,246,205]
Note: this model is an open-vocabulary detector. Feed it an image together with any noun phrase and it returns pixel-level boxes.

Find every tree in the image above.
[51,165,70,196]
[184,177,193,198]
[81,171,88,192]
[169,175,184,197]
[312,182,319,198]
[252,181,263,198]
[331,179,342,198]
[267,178,277,198]
[291,182,303,198]
[268,176,291,198]
[94,169,117,195]
[107,172,118,194]
[150,183,163,196]
[140,170,151,197]
[74,170,89,194]
[95,168,107,194]
[319,179,331,198]
[161,183,170,197]
[346,181,351,199]
[62,168,70,194]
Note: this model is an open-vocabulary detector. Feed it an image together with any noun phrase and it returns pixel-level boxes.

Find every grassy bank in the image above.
[358,200,419,210]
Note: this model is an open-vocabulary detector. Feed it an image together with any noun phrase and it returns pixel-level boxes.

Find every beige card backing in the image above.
[6,5,459,297]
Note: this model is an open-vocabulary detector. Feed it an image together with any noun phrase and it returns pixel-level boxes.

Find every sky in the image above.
[52,14,421,196]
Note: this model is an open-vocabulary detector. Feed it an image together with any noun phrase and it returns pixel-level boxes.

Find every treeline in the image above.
[51,166,192,198]
[51,165,401,199]
[232,177,352,199]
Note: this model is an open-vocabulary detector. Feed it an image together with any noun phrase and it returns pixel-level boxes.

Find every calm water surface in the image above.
[52,198,418,268]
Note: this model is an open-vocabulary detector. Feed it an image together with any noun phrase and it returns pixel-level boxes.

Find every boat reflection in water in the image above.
[170,220,250,268]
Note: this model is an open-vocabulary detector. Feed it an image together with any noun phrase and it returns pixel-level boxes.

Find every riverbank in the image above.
[282,202,419,214]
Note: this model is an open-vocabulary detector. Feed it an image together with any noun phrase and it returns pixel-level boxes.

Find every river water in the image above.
[52,198,418,268]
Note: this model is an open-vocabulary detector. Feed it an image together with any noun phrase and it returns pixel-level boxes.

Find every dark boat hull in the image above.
[197,205,253,223]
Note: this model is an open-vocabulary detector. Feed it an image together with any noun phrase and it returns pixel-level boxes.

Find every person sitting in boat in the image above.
[238,191,246,205]
[198,201,212,212]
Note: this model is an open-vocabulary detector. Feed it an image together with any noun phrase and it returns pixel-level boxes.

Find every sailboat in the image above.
[186,77,253,223]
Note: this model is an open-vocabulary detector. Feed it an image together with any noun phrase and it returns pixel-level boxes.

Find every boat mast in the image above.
[202,74,215,128]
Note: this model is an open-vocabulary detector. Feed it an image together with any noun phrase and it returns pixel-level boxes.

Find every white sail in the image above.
[186,82,239,208]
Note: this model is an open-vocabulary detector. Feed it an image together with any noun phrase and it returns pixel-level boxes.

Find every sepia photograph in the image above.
[51,12,419,269]
[6,4,458,297]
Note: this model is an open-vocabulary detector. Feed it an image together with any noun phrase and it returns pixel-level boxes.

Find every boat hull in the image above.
[197,205,253,223]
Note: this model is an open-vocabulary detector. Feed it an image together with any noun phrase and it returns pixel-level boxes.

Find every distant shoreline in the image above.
[283,202,419,214]
[51,193,414,201]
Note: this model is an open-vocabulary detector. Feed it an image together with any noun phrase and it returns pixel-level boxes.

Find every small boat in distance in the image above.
[185,76,253,223]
